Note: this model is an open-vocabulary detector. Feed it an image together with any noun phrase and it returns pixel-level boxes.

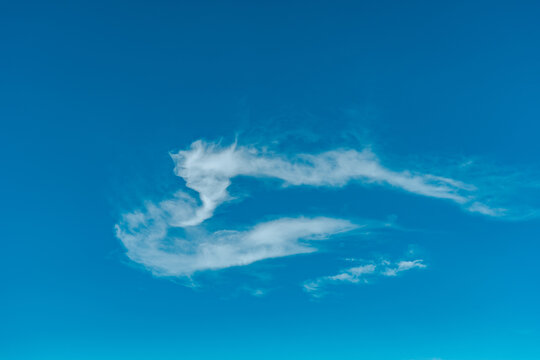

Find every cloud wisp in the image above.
[115,139,515,279]
[303,259,427,297]
[117,212,356,276]
[170,140,500,222]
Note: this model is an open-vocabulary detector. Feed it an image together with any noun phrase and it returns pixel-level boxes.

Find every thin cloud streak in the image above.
[303,259,427,297]
[116,214,356,276]
[171,140,502,222]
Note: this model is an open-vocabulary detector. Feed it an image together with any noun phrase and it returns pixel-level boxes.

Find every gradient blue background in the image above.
[2,1,540,359]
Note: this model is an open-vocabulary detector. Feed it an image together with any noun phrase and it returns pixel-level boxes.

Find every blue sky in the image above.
[2,1,540,359]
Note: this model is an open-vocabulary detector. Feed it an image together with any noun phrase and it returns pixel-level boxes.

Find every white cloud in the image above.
[169,140,498,225]
[381,259,427,277]
[115,139,513,278]
[116,212,356,276]
[303,259,427,297]
[466,201,506,217]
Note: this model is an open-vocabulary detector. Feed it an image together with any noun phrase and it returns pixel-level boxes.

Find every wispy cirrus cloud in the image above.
[115,139,531,280]
[303,259,427,297]
[116,213,355,277]
[170,140,499,221]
